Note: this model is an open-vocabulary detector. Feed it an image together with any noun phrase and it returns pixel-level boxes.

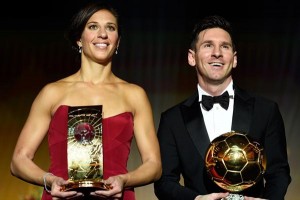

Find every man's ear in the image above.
[233,51,237,68]
[188,49,196,67]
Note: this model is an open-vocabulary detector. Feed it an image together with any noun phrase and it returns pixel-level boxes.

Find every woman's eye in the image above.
[89,25,98,30]
[106,25,116,31]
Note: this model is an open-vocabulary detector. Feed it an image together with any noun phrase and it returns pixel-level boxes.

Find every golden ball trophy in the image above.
[205,131,266,200]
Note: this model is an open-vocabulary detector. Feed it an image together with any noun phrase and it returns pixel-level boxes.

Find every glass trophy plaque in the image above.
[60,105,111,193]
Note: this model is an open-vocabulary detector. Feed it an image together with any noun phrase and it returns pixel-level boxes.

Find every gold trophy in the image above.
[205,131,266,200]
[61,105,111,194]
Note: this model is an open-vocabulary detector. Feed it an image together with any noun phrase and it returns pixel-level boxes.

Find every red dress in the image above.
[42,105,135,200]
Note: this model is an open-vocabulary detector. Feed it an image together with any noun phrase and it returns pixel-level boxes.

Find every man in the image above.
[154,15,291,200]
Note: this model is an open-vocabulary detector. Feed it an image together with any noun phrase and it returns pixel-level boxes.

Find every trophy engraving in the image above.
[61,105,111,193]
[205,131,266,200]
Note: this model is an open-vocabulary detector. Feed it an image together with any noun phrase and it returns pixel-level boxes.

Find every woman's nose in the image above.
[98,29,108,38]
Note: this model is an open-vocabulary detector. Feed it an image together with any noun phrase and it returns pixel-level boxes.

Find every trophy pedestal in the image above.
[61,180,112,194]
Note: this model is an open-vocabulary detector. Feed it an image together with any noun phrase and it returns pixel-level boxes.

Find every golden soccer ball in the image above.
[205,131,266,192]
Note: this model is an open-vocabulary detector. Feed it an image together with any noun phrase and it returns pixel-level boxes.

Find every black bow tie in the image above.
[201,91,230,111]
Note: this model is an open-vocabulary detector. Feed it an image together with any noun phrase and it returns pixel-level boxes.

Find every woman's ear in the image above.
[76,40,82,48]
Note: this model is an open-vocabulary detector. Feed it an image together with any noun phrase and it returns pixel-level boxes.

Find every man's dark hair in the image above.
[190,15,235,51]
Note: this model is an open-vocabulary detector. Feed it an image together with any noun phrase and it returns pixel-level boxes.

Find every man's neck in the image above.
[198,77,233,96]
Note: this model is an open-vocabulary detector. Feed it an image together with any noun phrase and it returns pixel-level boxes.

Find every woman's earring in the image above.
[79,46,82,54]
[115,47,118,55]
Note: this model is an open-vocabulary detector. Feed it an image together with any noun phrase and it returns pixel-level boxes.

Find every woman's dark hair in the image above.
[190,15,235,51]
[65,1,121,52]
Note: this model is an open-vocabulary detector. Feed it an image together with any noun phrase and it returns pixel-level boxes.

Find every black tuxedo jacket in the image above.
[154,86,291,200]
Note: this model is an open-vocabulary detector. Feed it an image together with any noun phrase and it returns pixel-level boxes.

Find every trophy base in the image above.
[222,193,244,200]
[60,180,112,194]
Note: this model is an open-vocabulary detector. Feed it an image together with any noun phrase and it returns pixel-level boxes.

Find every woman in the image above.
[10,2,162,199]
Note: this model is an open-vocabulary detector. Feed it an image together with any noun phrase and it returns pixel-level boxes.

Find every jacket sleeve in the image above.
[260,102,291,200]
[154,112,199,200]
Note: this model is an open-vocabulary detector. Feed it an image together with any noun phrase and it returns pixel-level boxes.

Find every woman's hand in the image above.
[48,176,84,199]
[90,175,125,199]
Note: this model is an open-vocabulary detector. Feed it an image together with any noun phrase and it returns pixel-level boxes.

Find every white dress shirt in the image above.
[198,81,234,141]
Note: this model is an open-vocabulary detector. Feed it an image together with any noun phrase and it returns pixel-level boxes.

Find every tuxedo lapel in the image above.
[181,92,211,159]
[232,86,254,134]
